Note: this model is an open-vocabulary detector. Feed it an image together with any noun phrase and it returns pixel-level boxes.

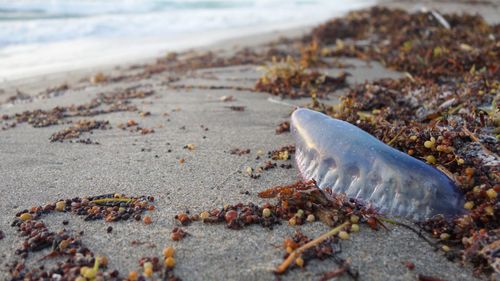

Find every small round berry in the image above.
[439,233,450,240]
[224,210,238,223]
[485,206,494,216]
[262,208,272,218]
[295,257,304,268]
[55,201,66,212]
[19,213,32,221]
[350,224,360,232]
[165,257,176,268]
[163,246,175,258]
[350,215,359,223]
[245,167,253,174]
[486,188,497,199]
[425,155,436,164]
[424,141,433,149]
[200,211,210,220]
[306,214,315,222]
[128,271,139,281]
[338,231,350,240]
[143,215,153,225]
[464,201,474,210]
[144,267,153,278]
[143,262,153,270]
[295,209,304,218]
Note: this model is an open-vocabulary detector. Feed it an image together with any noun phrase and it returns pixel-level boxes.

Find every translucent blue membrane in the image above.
[291,108,465,221]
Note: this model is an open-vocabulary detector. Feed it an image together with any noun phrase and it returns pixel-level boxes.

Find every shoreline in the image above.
[0,0,378,84]
[0,23,310,81]
[0,0,377,88]
[0,24,314,101]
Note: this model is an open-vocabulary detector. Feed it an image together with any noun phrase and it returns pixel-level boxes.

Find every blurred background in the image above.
[0,0,374,80]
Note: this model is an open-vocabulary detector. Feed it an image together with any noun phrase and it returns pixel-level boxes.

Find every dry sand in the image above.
[1,1,498,280]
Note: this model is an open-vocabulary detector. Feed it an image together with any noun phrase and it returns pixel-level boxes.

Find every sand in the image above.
[1,1,498,280]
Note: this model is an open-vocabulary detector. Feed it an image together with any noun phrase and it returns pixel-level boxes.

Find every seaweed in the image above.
[9,194,157,280]
[302,7,499,276]
[255,56,348,98]
[311,7,499,82]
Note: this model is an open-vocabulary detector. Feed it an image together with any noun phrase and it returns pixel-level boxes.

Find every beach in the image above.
[0,1,499,280]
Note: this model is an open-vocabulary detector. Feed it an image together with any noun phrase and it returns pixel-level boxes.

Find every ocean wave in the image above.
[0,0,374,47]
[0,0,375,81]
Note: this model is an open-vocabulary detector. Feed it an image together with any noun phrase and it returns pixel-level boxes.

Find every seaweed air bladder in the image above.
[291,108,466,221]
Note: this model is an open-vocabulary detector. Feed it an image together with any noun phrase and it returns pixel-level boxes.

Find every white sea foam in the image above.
[0,0,374,81]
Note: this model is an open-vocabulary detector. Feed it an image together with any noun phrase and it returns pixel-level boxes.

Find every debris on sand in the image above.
[8,194,167,280]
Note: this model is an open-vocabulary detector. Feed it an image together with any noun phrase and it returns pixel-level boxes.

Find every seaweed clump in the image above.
[176,180,382,276]
[311,7,499,81]
[255,56,348,98]
[49,120,110,143]
[3,88,153,130]
[1,88,154,143]
[8,194,161,280]
[305,7,499,276]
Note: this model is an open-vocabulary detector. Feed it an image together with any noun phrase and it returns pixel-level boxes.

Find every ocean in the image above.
[0,0,374,81]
